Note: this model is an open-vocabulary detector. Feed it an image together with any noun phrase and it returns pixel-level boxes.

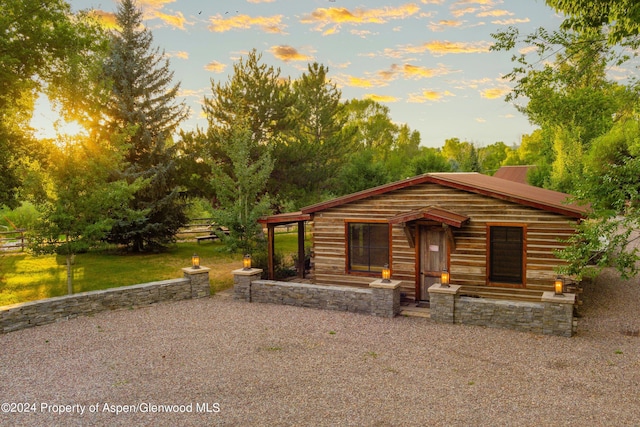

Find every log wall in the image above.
[310,182,578,302]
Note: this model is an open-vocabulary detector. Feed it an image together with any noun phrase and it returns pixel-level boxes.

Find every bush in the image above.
[0,201,41,230]
[252,248,296,280]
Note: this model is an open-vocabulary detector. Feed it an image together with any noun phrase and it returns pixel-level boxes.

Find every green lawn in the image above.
[0,241,240,307]
[0,233,304,307]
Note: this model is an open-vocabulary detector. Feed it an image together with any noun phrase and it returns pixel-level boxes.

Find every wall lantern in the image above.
[191,253,200,269]
[554,276,564,296]
[381,264,391,283]
[243,254,252,271]
[440,269,450,288]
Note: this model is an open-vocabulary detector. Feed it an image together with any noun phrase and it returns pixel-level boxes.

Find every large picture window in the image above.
[488,225,525,285]
[348,222,389,274]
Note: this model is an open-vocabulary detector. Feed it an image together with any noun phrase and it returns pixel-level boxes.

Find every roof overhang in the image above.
[258,211,311,226]
[388,206,470,228]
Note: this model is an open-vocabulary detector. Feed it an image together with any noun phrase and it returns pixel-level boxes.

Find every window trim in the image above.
[345,220,391,277]
[486,223,527,288]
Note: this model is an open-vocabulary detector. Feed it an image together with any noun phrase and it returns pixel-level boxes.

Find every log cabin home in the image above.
[259,172,589,305]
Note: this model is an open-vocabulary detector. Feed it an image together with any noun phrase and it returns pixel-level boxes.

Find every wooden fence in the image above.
[0,229,26,252]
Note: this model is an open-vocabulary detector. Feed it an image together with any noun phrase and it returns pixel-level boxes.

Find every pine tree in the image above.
[102,0,189,251]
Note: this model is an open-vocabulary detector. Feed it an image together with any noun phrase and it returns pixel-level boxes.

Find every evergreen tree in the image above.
[272,63,349,208]
[102,0,189,251]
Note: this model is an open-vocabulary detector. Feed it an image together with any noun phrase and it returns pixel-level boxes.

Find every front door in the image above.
[419,227,448,301]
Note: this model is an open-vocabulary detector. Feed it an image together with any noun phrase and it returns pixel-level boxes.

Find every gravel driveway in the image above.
[1,268,639,426]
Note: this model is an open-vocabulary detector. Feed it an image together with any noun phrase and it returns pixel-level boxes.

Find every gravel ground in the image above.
[1,268,639,427]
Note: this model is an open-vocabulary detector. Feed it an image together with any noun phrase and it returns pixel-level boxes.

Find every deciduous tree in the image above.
[30,135,142,294]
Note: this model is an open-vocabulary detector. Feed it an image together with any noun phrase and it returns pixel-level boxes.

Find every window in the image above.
[488,225,525,285]
[347,222,389,274]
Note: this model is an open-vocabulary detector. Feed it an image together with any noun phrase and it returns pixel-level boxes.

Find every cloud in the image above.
[178,88,204,99]
[153,11,188,29]
[453,0,498,5]
[373,40,490,59]
[477,9,513,17]
[301,4,420,35]
[204,61,227,73]
[364,94,399,102]
[428,20,464,32]
[131,0,194,30]
[451,7,477,18]
[519,45,538,55]
[351,29,375,38]
[89,10,118,30]
[208,14,286,34]
[406,40,492,56]
[480,86,511,99]
[491,18,530,25]
[408,90,455,103]
[334,73,390,89]
[247,0,276,3]
[269,46,313,62]
[167,51,189,59]
[378,63,453,81]
[475,117,487,123]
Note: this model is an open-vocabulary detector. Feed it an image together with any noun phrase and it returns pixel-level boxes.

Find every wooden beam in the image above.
[298,221,305,278]
[267,224,275,280]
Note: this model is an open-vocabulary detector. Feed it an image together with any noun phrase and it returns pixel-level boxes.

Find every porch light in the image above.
[554,276,564,295]
[381,264,391,283]
[191,253,200,269]
[243,254,252,271]
[440,269,450,288]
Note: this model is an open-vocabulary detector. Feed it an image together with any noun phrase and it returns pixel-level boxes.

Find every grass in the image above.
[0,233,303,307]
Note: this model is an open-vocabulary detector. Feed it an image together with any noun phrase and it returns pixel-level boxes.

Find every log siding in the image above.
[310,182,578,302]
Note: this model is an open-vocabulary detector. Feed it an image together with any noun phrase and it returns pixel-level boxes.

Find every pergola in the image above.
[258,211,311,280]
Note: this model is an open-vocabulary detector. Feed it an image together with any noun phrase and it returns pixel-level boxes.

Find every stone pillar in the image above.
[369,279,401,318]
[232,268,264,301]
[541,292,576,337]
[182,266,211,299]
[428,284,461,324]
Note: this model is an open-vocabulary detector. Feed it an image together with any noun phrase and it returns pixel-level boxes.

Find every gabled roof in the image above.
[493,165,536,184]
[388,206,470,228]
[301,172,589,219]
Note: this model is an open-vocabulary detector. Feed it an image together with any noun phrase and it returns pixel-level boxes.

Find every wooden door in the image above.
[419,227,448,301]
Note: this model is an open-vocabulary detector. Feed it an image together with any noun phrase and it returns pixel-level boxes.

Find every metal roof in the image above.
[300,172,589,219]
[493,165,536,184]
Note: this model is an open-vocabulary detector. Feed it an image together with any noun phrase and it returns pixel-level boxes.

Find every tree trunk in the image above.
[66,253,73,295]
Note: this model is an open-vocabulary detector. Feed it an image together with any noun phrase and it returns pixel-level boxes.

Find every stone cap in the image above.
[369,279,402,289]
[541,292,576,304]
[232,268,264,276]
[182,266,211,275]
[428,284,461,295]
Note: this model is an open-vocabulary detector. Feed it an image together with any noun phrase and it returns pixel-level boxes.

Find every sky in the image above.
[33,0,572,148]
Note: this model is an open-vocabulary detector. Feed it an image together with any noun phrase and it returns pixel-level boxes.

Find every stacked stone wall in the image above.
[1,268,210,334]
[455,297,545,334]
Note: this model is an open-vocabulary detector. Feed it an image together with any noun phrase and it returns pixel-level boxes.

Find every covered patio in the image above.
[258,211,310,280]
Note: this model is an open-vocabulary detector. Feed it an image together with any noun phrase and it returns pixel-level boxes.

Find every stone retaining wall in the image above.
[455,297,545,334]
[250,280,372,314]
[233,269,401,318]
[429,284,577,337]
[1,267,210,334]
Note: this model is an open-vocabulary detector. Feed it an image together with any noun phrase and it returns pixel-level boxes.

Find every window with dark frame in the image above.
[489,225,524,284]
[348,223,389,273]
